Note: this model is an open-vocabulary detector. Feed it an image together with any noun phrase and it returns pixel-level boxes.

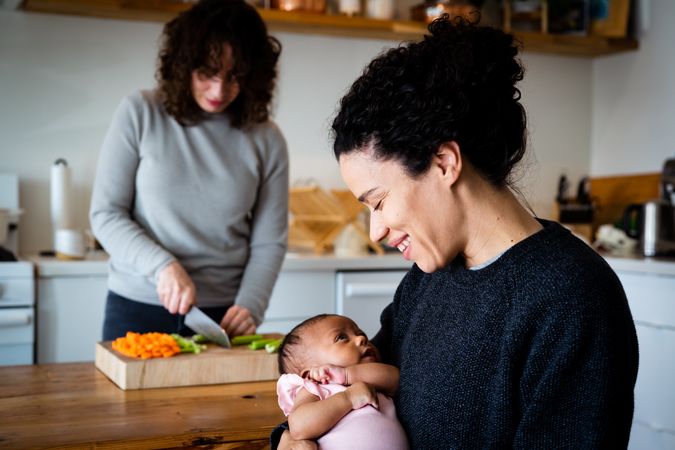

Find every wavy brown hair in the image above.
[157,0,281,128]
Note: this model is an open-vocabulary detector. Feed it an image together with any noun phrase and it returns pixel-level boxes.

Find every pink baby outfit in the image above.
[277,374,409,450]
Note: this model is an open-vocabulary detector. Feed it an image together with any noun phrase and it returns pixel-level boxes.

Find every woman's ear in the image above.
[435,141,462,186]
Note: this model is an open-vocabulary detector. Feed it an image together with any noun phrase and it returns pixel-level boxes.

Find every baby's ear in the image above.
[300,369,310,379]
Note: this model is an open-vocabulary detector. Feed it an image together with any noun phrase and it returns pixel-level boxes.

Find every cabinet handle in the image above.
[345,283,399,298]
[0,311,32,328]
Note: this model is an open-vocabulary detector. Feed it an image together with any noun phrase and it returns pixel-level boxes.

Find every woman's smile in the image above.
[389,235,412,259]
[339,148,454,272]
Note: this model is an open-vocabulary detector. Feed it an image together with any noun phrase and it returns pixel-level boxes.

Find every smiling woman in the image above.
[89,0,289,342]
[274,15,638,450]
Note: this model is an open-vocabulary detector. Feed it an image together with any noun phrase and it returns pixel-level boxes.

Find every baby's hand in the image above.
[305,365,348,385]
[344,382,379,410]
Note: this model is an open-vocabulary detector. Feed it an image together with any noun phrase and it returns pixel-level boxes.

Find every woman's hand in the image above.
[156,261,196,315]
[220,304,256,337]
[278,430,317,450]
[344,382,379,410]
[305,365,348,385]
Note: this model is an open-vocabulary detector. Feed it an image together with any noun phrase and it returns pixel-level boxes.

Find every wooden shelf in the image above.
[23,0,638,56]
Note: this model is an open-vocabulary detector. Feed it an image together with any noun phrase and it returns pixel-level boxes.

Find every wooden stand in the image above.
[289,186,384,254]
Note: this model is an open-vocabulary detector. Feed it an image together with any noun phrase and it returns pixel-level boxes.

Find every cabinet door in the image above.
[257,270,335,334]
[336,270,407,339]
[37,276,108,363]
[618,271,675,450]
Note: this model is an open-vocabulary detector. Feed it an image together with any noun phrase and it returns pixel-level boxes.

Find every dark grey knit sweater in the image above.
[271,220,638,449]
[371,220,638,449]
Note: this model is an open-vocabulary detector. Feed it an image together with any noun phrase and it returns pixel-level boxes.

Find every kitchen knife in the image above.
[184,306,231,348]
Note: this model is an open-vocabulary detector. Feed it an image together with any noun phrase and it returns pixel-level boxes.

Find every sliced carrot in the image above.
[112,331,181,359]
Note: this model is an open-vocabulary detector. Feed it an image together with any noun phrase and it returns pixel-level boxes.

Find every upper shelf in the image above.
[23,0,638,57]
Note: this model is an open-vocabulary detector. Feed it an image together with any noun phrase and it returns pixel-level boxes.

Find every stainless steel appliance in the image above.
[623,159,675,257]
[0,174,35,366]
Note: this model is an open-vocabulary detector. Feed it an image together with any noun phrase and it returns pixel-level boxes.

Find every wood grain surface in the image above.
[96,335,281,390]
[0,363,284,449]
[589,172,660,231]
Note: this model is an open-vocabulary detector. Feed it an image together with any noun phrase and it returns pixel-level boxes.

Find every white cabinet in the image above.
[37,273,108,363]
[259,269,408,337]
[257,270,335,334]
[612,267,675,450]
[0,261,35,366]
[336,270,407,338]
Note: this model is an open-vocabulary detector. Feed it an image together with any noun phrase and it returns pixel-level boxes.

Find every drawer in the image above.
[336,270,407,338]
[632,323,675,433]
[0,343,34,366]
[618,272,675,328]
[0,277,35,307]
[264,271,334,320]
[0,308,34,345]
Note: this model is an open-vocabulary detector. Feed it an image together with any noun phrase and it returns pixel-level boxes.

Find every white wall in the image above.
[0,9,593,255]
[591,0,675,175]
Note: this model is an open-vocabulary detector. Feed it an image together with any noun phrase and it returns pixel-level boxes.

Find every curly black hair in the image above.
[157,0,281,127]
[332,16,526,189]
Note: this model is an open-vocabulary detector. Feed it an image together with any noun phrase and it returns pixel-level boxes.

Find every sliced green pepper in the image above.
[265,339,282,354]
[248,338,277,350]
[231,334,264,346]
[171,334,207,354]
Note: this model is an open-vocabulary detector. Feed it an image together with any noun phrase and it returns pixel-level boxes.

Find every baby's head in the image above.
[278,314,379,376]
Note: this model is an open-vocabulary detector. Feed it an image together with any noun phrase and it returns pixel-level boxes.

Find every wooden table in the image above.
[0,363,285,449]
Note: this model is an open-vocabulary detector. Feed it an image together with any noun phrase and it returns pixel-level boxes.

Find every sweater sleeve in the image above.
[232,124,289,324]
[513,287,638,449]
[89,93,175,280]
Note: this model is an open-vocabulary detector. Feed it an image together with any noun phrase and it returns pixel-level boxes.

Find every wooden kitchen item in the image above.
[95,334,282,390]
[331,189,384,255]
[288,186,383,255]
[589,172,660,234]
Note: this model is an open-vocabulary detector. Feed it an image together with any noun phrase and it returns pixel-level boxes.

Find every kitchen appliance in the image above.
[0,174,35,366]
[184,306,231,348]
[662,158,675,204]
[623,158,675,257]
[0,174,23,257]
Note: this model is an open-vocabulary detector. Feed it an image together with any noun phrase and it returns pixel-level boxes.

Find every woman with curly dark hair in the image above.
[274,17,637,450]
[90,0,288,340]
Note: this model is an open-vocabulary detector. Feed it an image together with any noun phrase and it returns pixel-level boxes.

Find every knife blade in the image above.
[184,306,231,348]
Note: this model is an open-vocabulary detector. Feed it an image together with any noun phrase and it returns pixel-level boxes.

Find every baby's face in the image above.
[302,315,379,372]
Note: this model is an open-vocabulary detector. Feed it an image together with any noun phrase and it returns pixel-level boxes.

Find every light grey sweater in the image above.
[90,90,289,324]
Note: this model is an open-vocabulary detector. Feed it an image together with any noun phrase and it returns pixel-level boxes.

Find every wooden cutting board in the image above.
[95,334,282,390]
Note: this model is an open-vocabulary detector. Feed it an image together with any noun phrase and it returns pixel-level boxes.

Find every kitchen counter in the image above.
[29,250,412,276]
[604,254,675,276]
[0,363,283,448]
[28,250,675,277]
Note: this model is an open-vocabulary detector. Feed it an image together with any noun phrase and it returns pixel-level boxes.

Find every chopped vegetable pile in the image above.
[231,334,282,353]
[111,332,283,359]
[111,332,207,359]
[171,334,207,354]
[112,332,181,359]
